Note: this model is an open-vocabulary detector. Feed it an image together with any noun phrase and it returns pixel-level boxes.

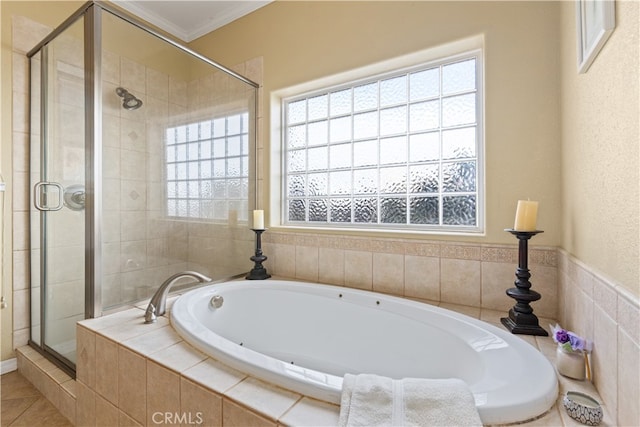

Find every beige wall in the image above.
[560,0,639,296]
[190,1,563,246]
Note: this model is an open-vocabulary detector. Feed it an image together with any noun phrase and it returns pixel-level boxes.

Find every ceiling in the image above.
[112,1,272,43]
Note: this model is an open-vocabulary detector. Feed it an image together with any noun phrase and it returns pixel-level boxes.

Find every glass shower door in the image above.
[30,17,85,367]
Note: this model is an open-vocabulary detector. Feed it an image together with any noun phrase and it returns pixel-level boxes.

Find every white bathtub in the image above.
[171,280,558,424]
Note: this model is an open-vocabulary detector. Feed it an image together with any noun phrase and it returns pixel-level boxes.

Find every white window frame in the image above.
[270,35,485,235]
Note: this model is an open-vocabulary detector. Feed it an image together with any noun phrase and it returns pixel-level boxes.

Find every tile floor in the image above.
[1,370,71,427]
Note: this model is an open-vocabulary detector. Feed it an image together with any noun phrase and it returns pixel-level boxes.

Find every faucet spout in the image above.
[144,271,211,323]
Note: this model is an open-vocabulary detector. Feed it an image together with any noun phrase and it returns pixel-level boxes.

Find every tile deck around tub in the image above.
[18,299,614,427]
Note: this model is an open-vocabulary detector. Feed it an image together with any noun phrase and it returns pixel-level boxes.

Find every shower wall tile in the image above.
[120,118,146,152]
[12,131,29,172]
[103,81,123,117]
[120,212,147,242]
[54,33,83,69]
[12,90,28,133]
[147,69,169,102]
[121,270,149,302]
[12,212,29,251]
[145,96,169,123]
[103,146,121,178]
[12,172,28,211]
[168,102,187,122]
[147,152,162,183]
[51,211,84,247]
[102,242,121,275]
[12,289,29,331]
[120,180,147,211]
[169,77,188,107]
[102,49,121,85]
[102,114,121,148]
[245,56,264,86]
[48,246,84,283]
[120,58,147,96]
[12,15,51,55]
[101,274,122,311]
[12,52,28,93]
[12,250,29,291]
[147,183,164,212]
[120,150,146,180]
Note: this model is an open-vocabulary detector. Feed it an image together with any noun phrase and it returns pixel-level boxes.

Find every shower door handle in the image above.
[34,181,64,211]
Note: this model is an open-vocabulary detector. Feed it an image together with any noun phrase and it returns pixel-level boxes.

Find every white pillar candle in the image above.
[253,210,264,229]
[514,200,538,231]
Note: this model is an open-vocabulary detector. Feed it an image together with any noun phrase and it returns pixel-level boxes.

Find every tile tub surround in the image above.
[557,249,640,427]
[263,231,559,320]
[15,299,617,427]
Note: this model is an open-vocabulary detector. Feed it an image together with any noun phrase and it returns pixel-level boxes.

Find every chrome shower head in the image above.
[115,87,143,110]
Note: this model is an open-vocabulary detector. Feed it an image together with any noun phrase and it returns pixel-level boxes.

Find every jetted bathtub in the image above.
[171,280,558,424]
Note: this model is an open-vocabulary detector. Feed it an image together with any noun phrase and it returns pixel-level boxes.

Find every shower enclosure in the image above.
[28,1,258,374]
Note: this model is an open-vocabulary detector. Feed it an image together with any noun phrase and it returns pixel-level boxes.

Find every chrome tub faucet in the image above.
[144,271,211,323]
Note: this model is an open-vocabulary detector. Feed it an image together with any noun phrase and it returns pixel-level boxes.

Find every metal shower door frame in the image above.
[27,0,260,372]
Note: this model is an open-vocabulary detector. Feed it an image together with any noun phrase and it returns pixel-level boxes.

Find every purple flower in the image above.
[550,323,592,353]
[569,333,588,351]
[555,329,569,344]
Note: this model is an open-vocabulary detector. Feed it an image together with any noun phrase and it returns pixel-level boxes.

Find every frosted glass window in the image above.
[283,52,482,232]
[166,112,249,220]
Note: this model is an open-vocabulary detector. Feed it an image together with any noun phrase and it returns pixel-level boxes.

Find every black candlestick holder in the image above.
[246,228,271,280]
[501,229,548,336]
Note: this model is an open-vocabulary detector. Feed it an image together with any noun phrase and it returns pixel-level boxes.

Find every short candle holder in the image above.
[501,229,548,336]
[246,228,271,280]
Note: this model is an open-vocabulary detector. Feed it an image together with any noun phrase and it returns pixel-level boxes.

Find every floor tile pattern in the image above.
[1,371,71,426]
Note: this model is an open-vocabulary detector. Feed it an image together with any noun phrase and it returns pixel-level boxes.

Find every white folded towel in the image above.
[338,374,482,427]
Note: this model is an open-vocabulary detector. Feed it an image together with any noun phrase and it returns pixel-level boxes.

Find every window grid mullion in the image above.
[284,54,480,230]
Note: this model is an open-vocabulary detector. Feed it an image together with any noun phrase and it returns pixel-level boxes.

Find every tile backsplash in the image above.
[263,230,559,320]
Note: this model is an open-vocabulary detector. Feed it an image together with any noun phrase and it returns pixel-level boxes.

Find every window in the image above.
[165,113,249,220]
[282,50,483,233]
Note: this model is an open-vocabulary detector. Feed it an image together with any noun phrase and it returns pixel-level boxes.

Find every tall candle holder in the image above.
[246,228,271,280]
[501,229,548,336]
